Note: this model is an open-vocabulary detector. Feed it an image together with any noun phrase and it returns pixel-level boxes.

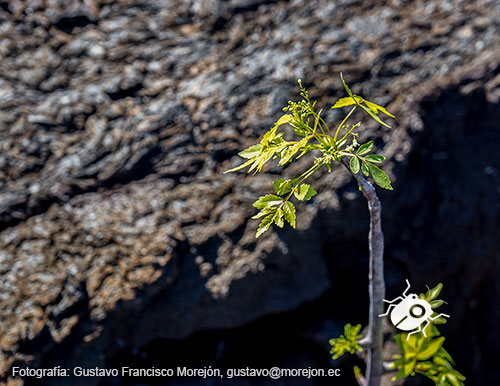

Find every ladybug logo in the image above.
[379,279,450,340]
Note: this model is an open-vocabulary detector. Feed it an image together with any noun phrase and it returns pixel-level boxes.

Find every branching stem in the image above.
[334,105,356,143]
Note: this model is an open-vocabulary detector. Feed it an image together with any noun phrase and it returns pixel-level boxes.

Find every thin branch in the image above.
[342,158,386,386]
[356,372,367,386]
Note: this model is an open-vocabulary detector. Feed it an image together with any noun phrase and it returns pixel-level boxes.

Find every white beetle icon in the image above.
[379,279,450,340]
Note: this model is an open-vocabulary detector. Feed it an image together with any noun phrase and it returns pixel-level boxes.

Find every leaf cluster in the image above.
[391,284,465,386]
[225,74,395,237]
[329,323,364,360]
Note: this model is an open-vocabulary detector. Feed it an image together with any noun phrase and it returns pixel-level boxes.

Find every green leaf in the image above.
[344,323,363,341]
[430,300,444,309]
[278,136,309,166]
[367,163,393,190]
[283,201,296,228]
[417,337,445,361]
[402,359,417,377]
[425,283,443,302]
[248,147,276,173]
[431,316,448,325]
[359,104,392,128]
[350,156,360,173]
[256,213,274,238]
[332,96,362,109]
[329,324,363,360]
[361,161,369,176]
[238,144,261,159]
[273,179,292,195]
[446,371,466,386]
[223,158,254,174]
[394,334,404,352]
[275,208,284,228]
[340,72,355,98]
[363,99,395,118]
[261,126,278,147]
[276,114,292,126]
[294,184,317,201]
[253,195,283,210]
[357,141,374,155]
[365,154,385,163]
[251,208,274,219]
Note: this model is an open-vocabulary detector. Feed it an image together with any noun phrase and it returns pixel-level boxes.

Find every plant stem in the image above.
[341,158,386,386]
[333,105,356,143]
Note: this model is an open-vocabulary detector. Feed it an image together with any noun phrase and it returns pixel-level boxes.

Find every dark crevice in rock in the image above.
[106,83,144,101]
[54,15,96,34]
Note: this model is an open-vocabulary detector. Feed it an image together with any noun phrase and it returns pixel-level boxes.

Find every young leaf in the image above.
[248,147,276,173]
[251,207,275,219]
[425,283,443,302]
[223,159,254,174]
[332,96,362,109]
[278,136,309,166]
[253,195,283,210]
[273,178,292,195]
[350,156,360,174]
[363,100,395,118]
[329,324,363,360]
[283,201,296,228]
[430,300,444,309]
[361,161,369,176]
[238,144,261,159]
[402,359,417,377]
[357,141,374,155]
[367,163,393,190]
[276,114,292,126]
[275,208,284,228]
[360,104,391,128]
[365,154,385,163]
[294,184,317,201]
[340,72,355,98]
[256,213,275,238]
[417,337,445,361]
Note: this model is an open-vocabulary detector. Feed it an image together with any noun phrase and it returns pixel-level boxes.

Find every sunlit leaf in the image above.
[417,337,445,361]
[363,99,395,118]
[253,195,283,210]
[283,201,296,228]
[360,104,391,128]
[332,96,362,109]
[238,144,262,159]
[275,208,284,228]
[273,178,292,195]
[256,213,275,238]
[278,136,309,166]
[223,159,254,174]
[294,184,317,201]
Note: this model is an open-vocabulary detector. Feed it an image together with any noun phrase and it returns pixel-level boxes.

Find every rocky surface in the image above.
[0,0,499,385]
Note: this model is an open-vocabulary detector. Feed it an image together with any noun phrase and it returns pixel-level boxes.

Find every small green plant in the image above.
[225,74,393,238]
[330,283,465,385]
[388,284,466,385]
[225,74,463,386]
[330,324,364,359]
